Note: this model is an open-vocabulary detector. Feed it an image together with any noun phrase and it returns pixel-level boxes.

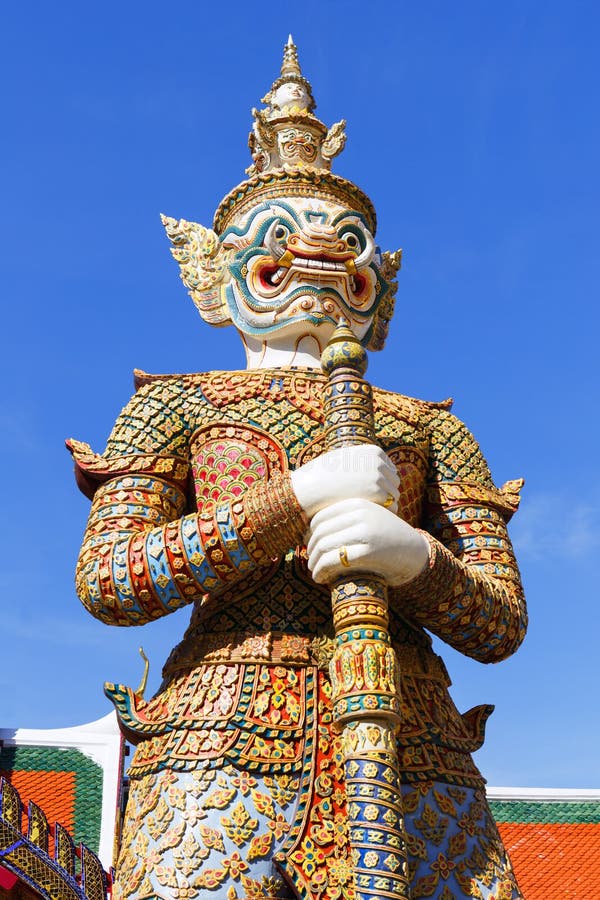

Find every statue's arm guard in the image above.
[392,408,526,663]
[68,381,307,627]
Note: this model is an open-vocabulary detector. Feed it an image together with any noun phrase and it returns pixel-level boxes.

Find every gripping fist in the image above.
[291,445,400,519]
[306,498,430,586]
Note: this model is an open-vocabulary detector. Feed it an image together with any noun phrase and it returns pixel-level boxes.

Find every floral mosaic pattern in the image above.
[402,782,522,899]
[112,765,297,899]
[71,369,526,899]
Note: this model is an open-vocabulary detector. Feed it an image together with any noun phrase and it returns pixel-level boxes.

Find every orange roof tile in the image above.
[499,822,600,898]
[0,770,75,833]
[0,768,76,857]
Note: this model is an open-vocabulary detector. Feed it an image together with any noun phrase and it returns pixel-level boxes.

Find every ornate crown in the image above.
[213,36,377,234]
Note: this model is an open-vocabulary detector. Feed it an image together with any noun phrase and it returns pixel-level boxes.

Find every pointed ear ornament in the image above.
[366,249,402,351]
[161,214,232,327]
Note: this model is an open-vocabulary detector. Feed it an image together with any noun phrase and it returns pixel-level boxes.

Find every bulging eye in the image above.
[263,219,293,261]
[340,230,364,252]
[274,223,290,243]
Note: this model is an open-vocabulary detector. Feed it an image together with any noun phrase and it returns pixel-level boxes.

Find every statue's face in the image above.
[271,81,310,111]
[220,197,391,343]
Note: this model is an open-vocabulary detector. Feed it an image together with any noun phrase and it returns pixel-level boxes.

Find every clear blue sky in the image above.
[2,1,599,788]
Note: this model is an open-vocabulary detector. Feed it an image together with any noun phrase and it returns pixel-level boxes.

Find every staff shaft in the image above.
[321,323,410,900]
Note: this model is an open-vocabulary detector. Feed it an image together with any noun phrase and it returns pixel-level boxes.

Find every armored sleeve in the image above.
[392,408,526,663]
[68,380,307,627]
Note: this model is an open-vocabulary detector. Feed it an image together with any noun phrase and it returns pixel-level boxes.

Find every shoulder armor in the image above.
[373,385,453,410]
[423,405,525,522]
[132,368,228,392]
[428,478,524,522]
[66,377,198,499]
[66,438,190,500]
[417,396,454,411]
[133,368,194,391]
[373,388,453,429]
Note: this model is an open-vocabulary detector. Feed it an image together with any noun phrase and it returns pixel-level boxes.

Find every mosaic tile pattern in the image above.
[0,777,107,900]
[493,799,600,899]
[70,368,527,899]
[0,745,103,853]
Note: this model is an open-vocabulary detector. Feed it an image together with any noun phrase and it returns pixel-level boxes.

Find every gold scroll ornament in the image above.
[320,320,410,900]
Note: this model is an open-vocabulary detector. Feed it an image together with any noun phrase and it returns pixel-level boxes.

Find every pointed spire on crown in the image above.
[281,34,301,78]
[248,36,346,176]
[260,34,315,114]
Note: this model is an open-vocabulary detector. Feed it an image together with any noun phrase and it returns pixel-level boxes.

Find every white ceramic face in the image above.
[219,196,391,345]
[271,81,311,111]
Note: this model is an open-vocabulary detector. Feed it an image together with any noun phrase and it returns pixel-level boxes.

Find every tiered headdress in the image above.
[213,36,377,234]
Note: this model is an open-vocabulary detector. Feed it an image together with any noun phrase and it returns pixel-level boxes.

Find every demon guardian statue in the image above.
[69,37,525,900]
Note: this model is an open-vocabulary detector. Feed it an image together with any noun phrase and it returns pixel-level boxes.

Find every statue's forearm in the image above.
[391,506,526,663]
[76,472,307,626]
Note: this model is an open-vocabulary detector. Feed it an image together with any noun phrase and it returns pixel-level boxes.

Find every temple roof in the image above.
[0,714,124,870]
[488,787,600,898]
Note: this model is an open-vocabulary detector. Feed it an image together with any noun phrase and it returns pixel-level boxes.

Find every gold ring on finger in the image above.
[383,494,395,508]
[339,546,350,567]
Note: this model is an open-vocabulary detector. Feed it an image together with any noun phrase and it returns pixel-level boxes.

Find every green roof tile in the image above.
[0,745,103,852]
[490,799,600,824]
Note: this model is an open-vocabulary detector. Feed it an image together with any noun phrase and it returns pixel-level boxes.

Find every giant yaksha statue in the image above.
[69,38,526,900]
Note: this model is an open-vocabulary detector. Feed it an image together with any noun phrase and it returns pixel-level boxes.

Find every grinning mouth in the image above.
[289,248,355,264]
[259,219,375,291]
[257,256,368,295]
[284,255,347,271]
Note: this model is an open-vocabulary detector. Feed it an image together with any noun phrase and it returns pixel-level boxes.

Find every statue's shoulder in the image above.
[373,385,454,424]
[66,370,209,499]
[133,368,213,394]
[389,395,526,515]
[132,368,244,412]
[132,368,249,402]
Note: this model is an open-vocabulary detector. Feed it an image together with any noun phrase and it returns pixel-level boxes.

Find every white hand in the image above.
[291,445,400,519]
[306,498,430,586]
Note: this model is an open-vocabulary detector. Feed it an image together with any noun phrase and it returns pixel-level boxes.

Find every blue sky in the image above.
[1,1,599,788]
